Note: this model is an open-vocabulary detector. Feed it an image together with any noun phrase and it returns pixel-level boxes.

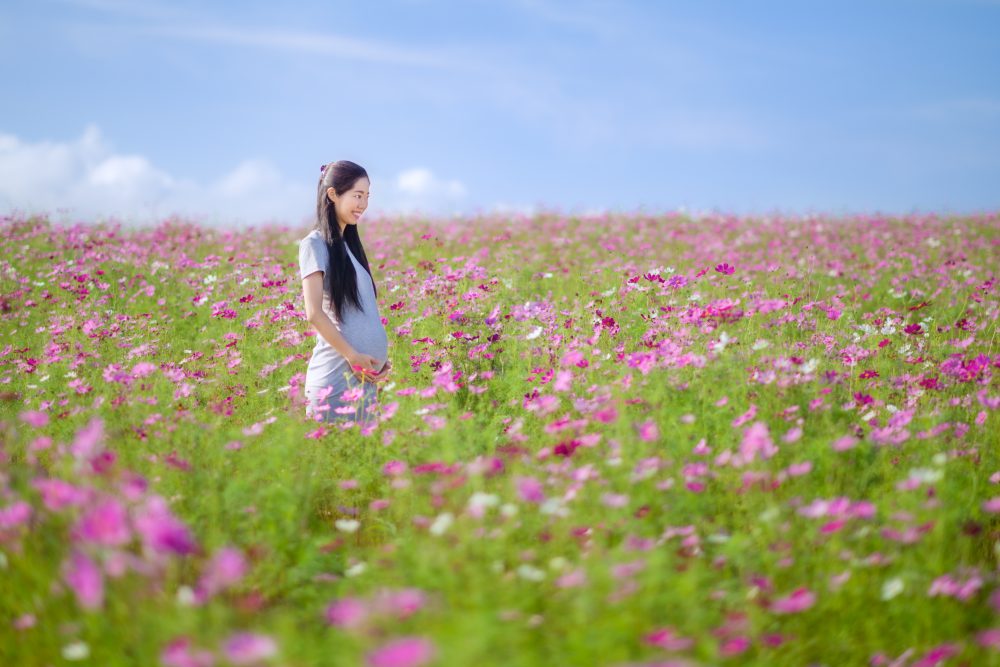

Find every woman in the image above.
[299,160,391,426]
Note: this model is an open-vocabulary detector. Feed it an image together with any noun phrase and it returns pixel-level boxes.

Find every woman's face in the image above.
[328,176,370,228]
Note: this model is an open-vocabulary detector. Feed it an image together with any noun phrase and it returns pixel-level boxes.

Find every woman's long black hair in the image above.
[314,160,377,322]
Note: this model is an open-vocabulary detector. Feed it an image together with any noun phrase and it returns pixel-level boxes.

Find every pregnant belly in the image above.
[341,318,388,365]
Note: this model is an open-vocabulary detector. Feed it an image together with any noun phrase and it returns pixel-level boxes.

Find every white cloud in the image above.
[0,126,482,226]
[396,167,465,198]
[373,167,468,217]
[0,124,314,227]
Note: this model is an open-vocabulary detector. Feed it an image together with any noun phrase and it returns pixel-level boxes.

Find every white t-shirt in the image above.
[298,230,388,388]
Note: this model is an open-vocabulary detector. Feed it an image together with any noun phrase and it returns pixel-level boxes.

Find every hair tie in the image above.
[320,164,327,173]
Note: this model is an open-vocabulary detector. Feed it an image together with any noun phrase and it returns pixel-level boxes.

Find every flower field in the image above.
[1,209,998,666]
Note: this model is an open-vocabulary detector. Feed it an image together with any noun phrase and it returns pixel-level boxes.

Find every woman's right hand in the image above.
[346,350,381,382]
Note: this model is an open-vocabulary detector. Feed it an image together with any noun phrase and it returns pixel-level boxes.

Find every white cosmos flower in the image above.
[335,519,360,533]
[345,561,366,577]
[881,577,905,600]
[62,642,90,661]
[468,492,500,511]
[517,564,546,581]
[429,512,454,536]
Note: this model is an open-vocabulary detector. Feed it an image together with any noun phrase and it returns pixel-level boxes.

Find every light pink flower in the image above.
[32,478,90,510]
[644,626,694,651]
[738,421,778,464]
[63,550,103,610]
[977,628,1000,649]
[637,420,659,442]
[514,476,545,503]
[195,547,247,604]
[770,587,815,614]
[831,435,858,451]
[782,426,803,443]
[74,499,130,546]
[719,636,750,656]
[161,637,216,667]
[221,632,277,665]
[0,500,32,529]
[382,460,408,477]
[371,588,427,618]
[367,637,435,667]
[133,496,198,555]
[19,410,49,427]
[556,568,587,588]
[326,597,369,628]
[601,493,629,508]
[71,417,105,462]
[131,361,158,378]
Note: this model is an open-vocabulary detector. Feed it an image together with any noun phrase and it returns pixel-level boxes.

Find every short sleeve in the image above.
[298,236,327,281]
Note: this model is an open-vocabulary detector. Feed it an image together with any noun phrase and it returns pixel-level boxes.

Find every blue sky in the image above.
[1,0,998,226]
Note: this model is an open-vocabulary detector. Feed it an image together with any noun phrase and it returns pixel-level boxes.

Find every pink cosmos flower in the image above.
[326,597,369,629]
[770,587,815,614]
[71,417,105,462]
[131,361,158,378]
[19,410,49,427]
[514,476,545,503]
[737,422,778,464]
[382,460,408,476]
[637,420,659,442]
[194,547,247,604]
[556,568,587,588]
[831,435,858,451]
[31,479,88,512]
[910,643,959,667]
[719,636,750,656]
[782,426,803,443]
[731,404,757,427]
[927,572,983,601]
[977,628,1000,649]
[644,626,695,651]
[13,613,36,630]
[786,461,812,477]
[221,632,277,665]
[367,636,435,667]
[63,550,103,610]
[74,499,130,546]
[0,500,32,529]
[714,263,735,275]
[552,370,573,392]
[340,386,365,403]
[602,493,629,508]
[161,637,216,667]
[371,587,427,618]
[133,496,198,555]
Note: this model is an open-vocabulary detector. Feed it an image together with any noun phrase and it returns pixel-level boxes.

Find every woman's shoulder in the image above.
[299,229,326,250]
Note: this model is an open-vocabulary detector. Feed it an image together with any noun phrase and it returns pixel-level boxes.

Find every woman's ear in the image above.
[327,186,337,204]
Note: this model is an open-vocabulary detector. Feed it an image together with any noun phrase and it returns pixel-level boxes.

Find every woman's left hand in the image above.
[371,359,392,383]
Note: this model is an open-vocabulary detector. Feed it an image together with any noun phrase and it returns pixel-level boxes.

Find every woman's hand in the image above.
[370,359,392,383]
[346,350,381,382]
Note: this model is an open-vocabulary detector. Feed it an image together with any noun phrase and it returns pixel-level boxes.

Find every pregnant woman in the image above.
[299,160,391,426]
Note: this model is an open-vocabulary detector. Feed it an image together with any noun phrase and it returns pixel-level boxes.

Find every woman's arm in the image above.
[302,271,356,357]
[302,271,379,375]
